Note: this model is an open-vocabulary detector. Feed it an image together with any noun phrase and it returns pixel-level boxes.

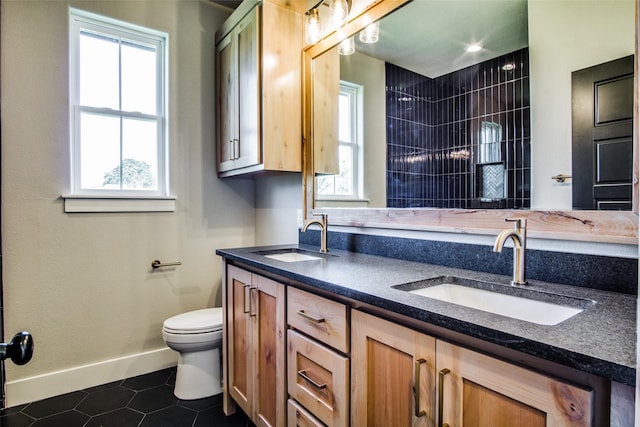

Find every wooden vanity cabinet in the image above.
[225,265,286,427]
[220,261,619,426]
[215,0,303,177]
[352,310,595,427]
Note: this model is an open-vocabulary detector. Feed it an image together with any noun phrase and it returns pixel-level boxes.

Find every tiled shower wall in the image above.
[386,48,531,208]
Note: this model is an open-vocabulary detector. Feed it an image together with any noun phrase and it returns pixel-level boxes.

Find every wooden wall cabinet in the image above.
[215,0,303,177]
[312,46,340,176]
[352,310,595,427]
[225,265,286,427]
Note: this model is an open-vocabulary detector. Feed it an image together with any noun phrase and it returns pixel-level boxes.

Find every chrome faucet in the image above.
[493,218,527,286]
[302,213,328,253]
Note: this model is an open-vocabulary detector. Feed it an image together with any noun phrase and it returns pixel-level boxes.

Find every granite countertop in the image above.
[216,244,637,386]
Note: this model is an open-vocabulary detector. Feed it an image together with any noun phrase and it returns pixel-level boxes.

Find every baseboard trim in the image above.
[5,347,178,408]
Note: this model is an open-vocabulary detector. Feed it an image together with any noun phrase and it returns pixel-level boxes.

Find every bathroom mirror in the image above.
[302,0,638,243]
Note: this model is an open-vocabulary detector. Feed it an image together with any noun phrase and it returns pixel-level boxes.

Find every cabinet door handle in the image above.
[229,139,235,160]
[249,286,257,317]
[414,358,427,417]
[438,368,451,427]
[243,284,250,314]
[296,310,325,324]
[297,369,327,389]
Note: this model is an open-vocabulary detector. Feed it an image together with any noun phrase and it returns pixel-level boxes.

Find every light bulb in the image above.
[305,8,321,45]
[466,43,482,53]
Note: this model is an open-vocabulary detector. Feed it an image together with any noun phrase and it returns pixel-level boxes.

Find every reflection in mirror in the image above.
[312,0,635,211]
[383,48,531,209]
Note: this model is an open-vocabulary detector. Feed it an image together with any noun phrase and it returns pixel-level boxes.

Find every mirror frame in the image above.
[303,0,639,245]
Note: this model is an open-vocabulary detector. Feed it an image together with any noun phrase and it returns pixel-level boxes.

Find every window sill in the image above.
[315,198,370,203]
[62,195,176,213]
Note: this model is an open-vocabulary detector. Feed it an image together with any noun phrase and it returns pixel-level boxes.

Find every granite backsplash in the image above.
[299,230,638,295]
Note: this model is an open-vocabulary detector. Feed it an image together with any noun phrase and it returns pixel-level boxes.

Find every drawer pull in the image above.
[414,358,427,417]
[297,369,327,390]
[438,368,451,427]
[296,310,326,324]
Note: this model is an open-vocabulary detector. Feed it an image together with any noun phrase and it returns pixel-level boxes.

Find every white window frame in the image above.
[316,81,364,201]
[64,8,174,212]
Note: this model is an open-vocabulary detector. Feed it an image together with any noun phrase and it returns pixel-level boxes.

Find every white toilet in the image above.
[162,307,223,400]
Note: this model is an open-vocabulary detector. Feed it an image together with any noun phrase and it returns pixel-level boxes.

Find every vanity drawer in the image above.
[287,330,349,427]
[287,287,349,353]
[287,399,324,427]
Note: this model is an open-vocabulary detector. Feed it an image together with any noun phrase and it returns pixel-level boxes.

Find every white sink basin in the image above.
[263,252,323,262]
[396,276,594,326]
[254,248,334,263]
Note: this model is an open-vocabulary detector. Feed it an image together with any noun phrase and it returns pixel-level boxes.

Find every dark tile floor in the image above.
[0,368,254,427]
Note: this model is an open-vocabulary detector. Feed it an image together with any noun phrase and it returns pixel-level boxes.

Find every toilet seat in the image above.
[163,307,223,334]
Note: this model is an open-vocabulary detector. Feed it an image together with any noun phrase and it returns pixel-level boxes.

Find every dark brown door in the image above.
[572,55,634,210]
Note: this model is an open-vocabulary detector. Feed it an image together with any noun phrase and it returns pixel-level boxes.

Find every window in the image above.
[316,81,363,199]
[68,9,170,209]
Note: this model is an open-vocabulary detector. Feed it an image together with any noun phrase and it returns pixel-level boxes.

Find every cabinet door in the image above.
[216,7,260,173]
[226,266,286,427]
[235,6,260,169]
[436,341,593,427]
[351,310,436,427]
[226,265,254,417]
[312,46,340,175]
[217,31,237,173]
[254,274,286,427]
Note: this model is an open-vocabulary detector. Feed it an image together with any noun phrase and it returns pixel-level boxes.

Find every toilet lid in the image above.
[163,308,223,334]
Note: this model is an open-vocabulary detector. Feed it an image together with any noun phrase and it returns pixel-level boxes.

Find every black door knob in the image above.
[0,331,34,365]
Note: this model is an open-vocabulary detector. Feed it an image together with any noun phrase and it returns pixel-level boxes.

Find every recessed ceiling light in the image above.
[466,44,482,53]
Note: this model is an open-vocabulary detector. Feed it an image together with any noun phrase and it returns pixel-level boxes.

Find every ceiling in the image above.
[210,0,242,10]
[355,0,529,78]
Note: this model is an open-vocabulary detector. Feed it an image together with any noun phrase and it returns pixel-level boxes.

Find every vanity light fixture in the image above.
[305,8,321,45]
[329,0,350,28]
[466,43,482,53]
[359,20,380,43]
[338,36,355,55]
[304,0,352,45]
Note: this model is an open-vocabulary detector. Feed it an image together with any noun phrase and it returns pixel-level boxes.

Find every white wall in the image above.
[528,0,635,209]
[255,174,302,245]
[1,0,258,406]
[340,51,387,208]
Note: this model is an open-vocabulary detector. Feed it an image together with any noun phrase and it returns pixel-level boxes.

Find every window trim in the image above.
[67,8,171,211]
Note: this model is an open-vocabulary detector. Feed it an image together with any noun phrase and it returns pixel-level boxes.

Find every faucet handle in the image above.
[505,217,526,230]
